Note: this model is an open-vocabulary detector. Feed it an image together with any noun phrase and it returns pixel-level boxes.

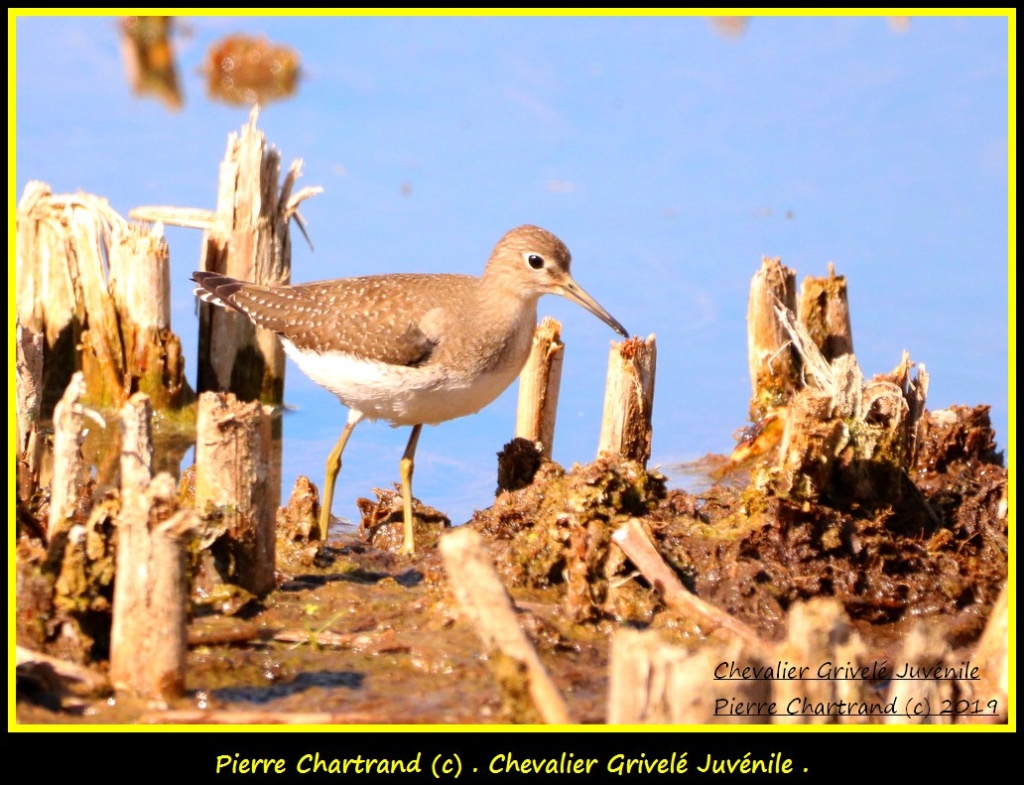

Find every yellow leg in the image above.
[318,411,364,541]
[399,424,423,555]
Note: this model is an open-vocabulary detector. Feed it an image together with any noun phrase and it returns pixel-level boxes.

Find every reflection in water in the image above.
[119,16,182,110]
[659,453,747,495]
[709,17,748,39]
[37,403,283,514]
[204,34,302,107]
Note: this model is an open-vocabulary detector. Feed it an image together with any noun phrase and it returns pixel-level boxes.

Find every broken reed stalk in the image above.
[515,317,564,459]
[47,373,91,542]
[598,335,657,466]
[194,391,275,596]
[797,262,854,362]
[110,471,196,700]
[16,319,44,500]
[439,527,573,724]
[130,107,317,404]
[611,519,765,649]
[747,257,800,420]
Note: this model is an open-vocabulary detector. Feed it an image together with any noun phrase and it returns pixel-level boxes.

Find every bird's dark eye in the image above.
[527,254,544,270]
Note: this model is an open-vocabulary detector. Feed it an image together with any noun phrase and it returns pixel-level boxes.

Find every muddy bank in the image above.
[16,404,1006,725]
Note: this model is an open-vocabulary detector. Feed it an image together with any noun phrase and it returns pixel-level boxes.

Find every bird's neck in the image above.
[478,271,538,318]
[471,279,539,373]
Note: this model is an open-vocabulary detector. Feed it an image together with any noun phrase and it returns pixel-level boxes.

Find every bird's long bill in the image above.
[558,278,629,338]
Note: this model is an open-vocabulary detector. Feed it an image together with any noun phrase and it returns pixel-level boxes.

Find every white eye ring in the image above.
[525,252,545,270]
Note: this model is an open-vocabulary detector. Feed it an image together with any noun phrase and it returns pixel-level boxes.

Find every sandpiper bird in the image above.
[193,224,628,553]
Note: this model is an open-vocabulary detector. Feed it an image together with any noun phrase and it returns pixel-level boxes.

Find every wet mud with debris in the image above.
[16,406,1007,724]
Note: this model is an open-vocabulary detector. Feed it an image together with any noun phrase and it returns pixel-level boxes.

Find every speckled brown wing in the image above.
[193,271,477,368]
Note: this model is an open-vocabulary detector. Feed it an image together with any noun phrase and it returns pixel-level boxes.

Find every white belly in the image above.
[283,342,521,426]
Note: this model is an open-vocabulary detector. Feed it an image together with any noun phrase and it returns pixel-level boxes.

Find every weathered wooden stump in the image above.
[958,583,1009,724]
[134,107,321,405]
[798,262,854,363]
[109,224,193,409]
[742,258,929,508]
[883,622,952,726]
[771,599,871,726]
[109,391,194,700]
[771,304,929,505]
[515,317,564,459]
[110,472,196,701]
[747,257,800,420]
[16,319,44,501]
[609,630,761,724]
[47,373,92,543]
[598,335,657,465]
[194,391,275,596]
[15,182,193,416]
